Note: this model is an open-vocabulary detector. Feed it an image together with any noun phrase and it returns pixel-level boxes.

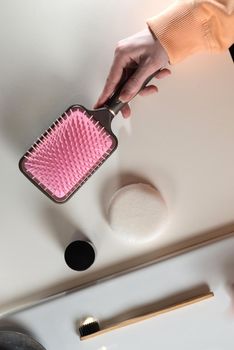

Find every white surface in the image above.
[108,183,168,243]
[2,237,234,350]
[0,0,233,311]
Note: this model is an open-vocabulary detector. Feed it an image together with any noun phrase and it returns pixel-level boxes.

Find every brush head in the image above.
[79,318,100,338]
[19,105,117,202]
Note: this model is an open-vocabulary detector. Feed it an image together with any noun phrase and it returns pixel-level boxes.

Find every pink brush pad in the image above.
[23,107,115,200]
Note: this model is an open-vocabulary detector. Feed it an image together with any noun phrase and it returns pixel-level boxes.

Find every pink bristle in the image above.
[23,108,115,200]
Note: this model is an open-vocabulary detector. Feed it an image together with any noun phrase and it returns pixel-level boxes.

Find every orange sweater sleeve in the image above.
[147,0,234,64]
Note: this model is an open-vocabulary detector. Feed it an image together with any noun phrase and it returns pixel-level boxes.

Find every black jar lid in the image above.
[64,240,95,271]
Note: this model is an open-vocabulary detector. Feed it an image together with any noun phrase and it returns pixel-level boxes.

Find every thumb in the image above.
[119,66,155,102]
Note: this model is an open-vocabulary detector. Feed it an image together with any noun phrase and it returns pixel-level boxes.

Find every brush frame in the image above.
[19,105,118,203]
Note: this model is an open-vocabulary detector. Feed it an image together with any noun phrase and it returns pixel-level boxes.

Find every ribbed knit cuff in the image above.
[147,1,209,64]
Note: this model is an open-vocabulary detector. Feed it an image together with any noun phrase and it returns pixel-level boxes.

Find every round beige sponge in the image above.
[108,183,168,243]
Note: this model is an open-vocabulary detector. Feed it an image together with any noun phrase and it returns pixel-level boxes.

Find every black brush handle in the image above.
[105,68,161,115]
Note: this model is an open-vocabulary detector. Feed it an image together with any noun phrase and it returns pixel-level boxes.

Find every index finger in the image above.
[94,54,127,108]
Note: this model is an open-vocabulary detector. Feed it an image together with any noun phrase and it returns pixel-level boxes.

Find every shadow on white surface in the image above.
[41,204,79,250]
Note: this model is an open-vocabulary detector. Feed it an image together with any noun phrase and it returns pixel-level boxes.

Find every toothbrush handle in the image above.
[105,68,161,115]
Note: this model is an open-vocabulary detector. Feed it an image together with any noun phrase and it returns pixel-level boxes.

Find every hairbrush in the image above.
[78,292,214,340]
[19,69,159,203]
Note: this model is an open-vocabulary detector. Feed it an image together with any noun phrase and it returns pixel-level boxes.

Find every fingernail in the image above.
[119,94,129,103]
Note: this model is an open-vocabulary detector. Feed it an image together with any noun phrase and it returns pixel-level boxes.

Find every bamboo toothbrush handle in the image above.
[113,292,214,329]
[81,291,214,340]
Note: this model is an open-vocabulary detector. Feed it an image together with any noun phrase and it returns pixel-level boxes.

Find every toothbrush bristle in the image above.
[22,107,115,201]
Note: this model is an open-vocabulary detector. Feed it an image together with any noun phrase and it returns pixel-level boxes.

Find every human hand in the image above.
[94,28,171,118]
